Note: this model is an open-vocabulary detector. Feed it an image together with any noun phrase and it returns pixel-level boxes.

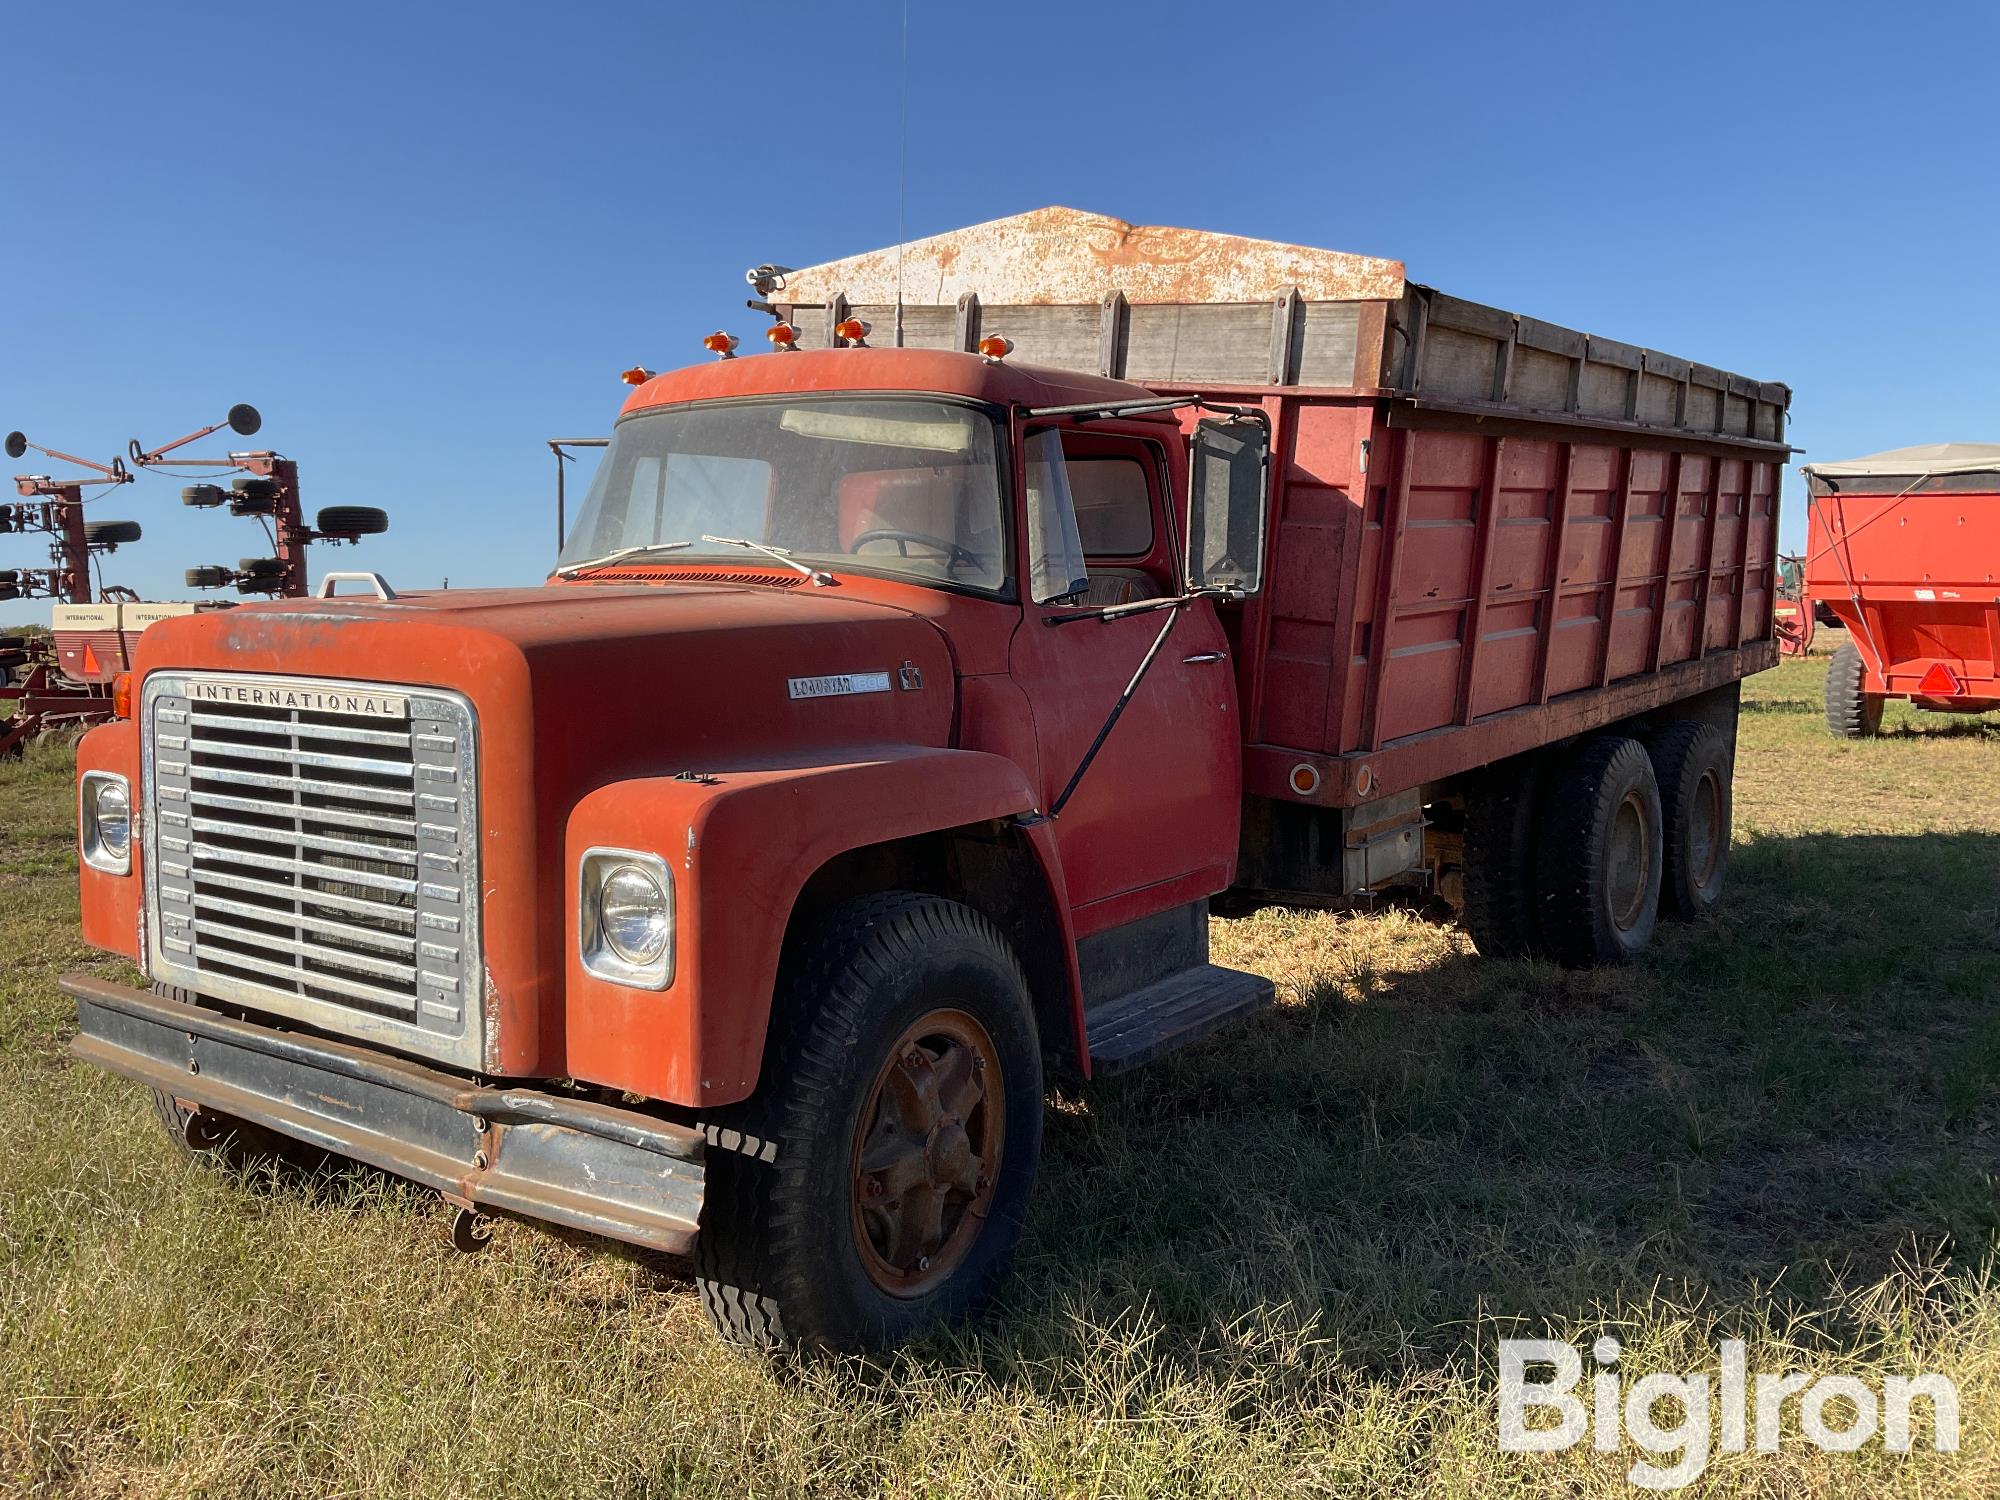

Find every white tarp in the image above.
[1803,442,2000,479]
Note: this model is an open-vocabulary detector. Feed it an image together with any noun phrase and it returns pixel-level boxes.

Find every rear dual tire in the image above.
[1649,720,1731,920]
[1533,736,1664,967]
[1462,721,1732,966]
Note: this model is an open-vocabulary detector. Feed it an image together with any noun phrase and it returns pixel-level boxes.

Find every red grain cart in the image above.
[1800,444,2000,736]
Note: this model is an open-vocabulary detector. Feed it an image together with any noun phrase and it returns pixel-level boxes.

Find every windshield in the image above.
[556,397,1008,592]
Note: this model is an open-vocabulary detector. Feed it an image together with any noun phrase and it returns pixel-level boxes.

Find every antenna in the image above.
[895,0,909,348]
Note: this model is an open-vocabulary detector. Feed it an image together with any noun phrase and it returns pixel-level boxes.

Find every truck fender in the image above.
[562,744,1084,1107]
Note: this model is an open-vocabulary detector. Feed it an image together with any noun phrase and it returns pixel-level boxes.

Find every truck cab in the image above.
[67,341,1279,1349]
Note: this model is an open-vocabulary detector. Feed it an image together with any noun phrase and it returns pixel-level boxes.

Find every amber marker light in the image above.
[112,672,133,720]
[702,331,739,359]
[619,366,654,386]
[766,322,799,350]
[977,335,1013,363]
[834,317,871,346]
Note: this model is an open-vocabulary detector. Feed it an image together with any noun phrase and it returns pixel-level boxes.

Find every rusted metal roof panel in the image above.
[770,206,1407,307]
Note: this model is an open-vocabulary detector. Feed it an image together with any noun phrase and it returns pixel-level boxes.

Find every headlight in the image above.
[80,771,132,875]
[579,847,673,989]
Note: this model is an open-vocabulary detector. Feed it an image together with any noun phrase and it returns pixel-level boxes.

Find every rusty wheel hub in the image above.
[850,1009,1004,1298]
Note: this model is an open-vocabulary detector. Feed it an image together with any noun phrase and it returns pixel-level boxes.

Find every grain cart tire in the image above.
[316,505,389,537]
[696,892,1042,1350]
[1825,640,1883,738]
[1533,736,1663,967]
[1648,720,1732,921]
[84,519,142,546]
[1460,750,1546,958]
[146,989,326,1174]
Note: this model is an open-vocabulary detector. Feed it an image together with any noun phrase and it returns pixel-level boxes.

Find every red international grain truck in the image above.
[62,209,1791,1347]
[1800,444,2000,735]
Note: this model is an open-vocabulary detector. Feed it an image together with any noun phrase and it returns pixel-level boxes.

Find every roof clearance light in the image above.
[1917,662,1961,696]
[702,331,739,359]
[619,366,654,386]
[767,322,800,350]
[834,317,871,346]
[977,335,1013,363]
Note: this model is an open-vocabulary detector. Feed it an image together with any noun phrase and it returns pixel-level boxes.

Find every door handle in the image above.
[1182,650,1228,664]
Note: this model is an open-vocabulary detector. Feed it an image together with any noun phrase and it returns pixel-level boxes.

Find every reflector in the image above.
[1917,662,1960,696]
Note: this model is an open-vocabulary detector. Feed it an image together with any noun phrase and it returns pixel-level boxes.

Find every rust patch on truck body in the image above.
[771,205,1406,307]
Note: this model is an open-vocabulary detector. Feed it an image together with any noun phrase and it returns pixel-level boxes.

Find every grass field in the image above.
[4,648,1998,1497]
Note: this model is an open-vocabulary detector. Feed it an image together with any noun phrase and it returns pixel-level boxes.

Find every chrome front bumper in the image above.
[65,974,703,1255]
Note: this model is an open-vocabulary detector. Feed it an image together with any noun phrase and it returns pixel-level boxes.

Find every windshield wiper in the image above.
[554,540,692,577]
[699,535,835,587]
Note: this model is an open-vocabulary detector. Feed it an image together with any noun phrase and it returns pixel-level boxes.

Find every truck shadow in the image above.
[986,827,2000,1379]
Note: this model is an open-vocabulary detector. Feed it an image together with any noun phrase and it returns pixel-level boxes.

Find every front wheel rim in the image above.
[849,1008,1005,1298]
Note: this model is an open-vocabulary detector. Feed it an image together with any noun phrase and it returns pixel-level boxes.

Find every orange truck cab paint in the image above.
[65,209,1791,1349]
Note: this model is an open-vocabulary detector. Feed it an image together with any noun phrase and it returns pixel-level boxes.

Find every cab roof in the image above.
[620,346,1173,422]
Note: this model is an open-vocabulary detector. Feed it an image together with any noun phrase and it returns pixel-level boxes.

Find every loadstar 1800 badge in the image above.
[786,672,891,700]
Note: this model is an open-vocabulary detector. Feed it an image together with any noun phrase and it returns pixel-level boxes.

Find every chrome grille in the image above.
[143,673,482,1069]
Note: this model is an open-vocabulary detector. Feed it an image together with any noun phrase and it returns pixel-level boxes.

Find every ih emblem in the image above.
[899,661,923,691]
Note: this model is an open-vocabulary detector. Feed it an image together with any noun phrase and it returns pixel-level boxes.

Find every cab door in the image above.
[1007,425,1241,924]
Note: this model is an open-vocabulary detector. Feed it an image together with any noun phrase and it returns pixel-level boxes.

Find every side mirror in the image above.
[1184,415,1270,596]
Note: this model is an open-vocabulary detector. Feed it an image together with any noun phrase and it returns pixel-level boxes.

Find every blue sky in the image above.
[6,0,1995,624]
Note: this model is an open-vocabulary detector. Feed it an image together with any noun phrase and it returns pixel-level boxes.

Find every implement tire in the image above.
[695,892,1042,1350]
[1825,639,1883,738]
[1460,750,1545,958]
[1533,736,1663,967]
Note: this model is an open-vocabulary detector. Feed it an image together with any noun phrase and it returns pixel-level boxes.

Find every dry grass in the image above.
[3,649,1999,1497]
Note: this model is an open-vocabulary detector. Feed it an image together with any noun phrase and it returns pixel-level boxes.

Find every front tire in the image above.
[696,893,1043,1349]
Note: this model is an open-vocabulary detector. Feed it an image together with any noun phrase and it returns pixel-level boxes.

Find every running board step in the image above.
[1084,963,1275,1077]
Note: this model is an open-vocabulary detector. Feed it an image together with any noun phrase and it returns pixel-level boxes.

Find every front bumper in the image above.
[65,974,703,1255]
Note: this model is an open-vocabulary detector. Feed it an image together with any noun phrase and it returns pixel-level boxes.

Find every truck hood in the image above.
[131,581,959,780]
